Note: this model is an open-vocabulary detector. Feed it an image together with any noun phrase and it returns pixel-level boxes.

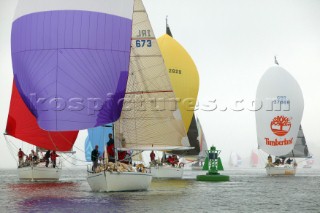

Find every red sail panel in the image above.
[251,151,259,166]
[6,81,78,151]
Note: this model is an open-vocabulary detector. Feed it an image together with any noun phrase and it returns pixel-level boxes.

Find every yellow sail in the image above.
[158,34,199,131]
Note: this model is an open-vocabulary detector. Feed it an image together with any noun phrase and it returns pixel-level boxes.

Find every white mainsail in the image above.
[115,0,189,151]
[255,66,304,156]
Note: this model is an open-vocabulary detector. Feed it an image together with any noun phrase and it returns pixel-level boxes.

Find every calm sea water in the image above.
[1,168,320,213]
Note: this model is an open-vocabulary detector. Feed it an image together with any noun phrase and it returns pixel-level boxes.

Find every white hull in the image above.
[150,166,183,178]
[18,166,61,181]
[266,165,296,176]
[87,171,152,192]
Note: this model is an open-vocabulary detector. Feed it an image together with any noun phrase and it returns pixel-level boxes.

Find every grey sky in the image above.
[1,0,320,168]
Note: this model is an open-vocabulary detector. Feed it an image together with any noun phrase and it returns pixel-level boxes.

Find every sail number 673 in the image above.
[136,40,152,48]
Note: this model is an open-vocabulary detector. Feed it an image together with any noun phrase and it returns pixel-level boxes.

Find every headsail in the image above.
[115,0,188,151]
[185,115,200,155]
[197,118,208,158]
[6,81,78,151]
[279,125,310,158]
[255,66,304,156]
[11,0,134,131]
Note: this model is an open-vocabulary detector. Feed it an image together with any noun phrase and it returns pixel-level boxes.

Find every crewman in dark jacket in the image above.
[91,145,99,172]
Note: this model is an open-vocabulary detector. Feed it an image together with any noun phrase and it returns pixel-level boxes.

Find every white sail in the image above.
[115,0,189,150]
[255,66,304,156]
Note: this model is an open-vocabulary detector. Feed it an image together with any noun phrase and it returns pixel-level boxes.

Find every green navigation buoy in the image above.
[197,146,229,182]
[202,156,224,171]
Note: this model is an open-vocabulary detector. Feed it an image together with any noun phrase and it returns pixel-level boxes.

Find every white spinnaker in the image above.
[14,0,134,20]
[255,66,304,156]
[115,0,189,150]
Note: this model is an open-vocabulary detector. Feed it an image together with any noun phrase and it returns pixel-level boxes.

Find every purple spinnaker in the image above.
[11,11,132,131]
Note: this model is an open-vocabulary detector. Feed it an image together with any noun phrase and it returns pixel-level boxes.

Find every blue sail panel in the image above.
[84,125,113,162]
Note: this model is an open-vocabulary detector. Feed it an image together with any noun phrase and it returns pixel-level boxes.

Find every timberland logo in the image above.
[265,138,293,146]
[270,115,291,136]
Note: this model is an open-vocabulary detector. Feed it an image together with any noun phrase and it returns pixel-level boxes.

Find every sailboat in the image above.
[256,61,304,176]
[5,81,78,181]
[303,156,314,169]
[151,19,199,177]
[250,150,259,167]
[228,152,242,168]
[87,0,189,190]
[9,0,135,182]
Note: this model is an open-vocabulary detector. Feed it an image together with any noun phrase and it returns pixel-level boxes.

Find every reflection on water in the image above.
[1,168,320,212]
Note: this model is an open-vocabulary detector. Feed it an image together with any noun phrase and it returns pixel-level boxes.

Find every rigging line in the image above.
[4,135,19,164]
[47,132,59,151]
[59,154,88,166]
[62,152,88,163]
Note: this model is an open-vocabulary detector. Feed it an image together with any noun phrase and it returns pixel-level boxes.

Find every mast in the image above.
[166,16,173,37]
[274,56,279,65]
[113,123,118,162]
